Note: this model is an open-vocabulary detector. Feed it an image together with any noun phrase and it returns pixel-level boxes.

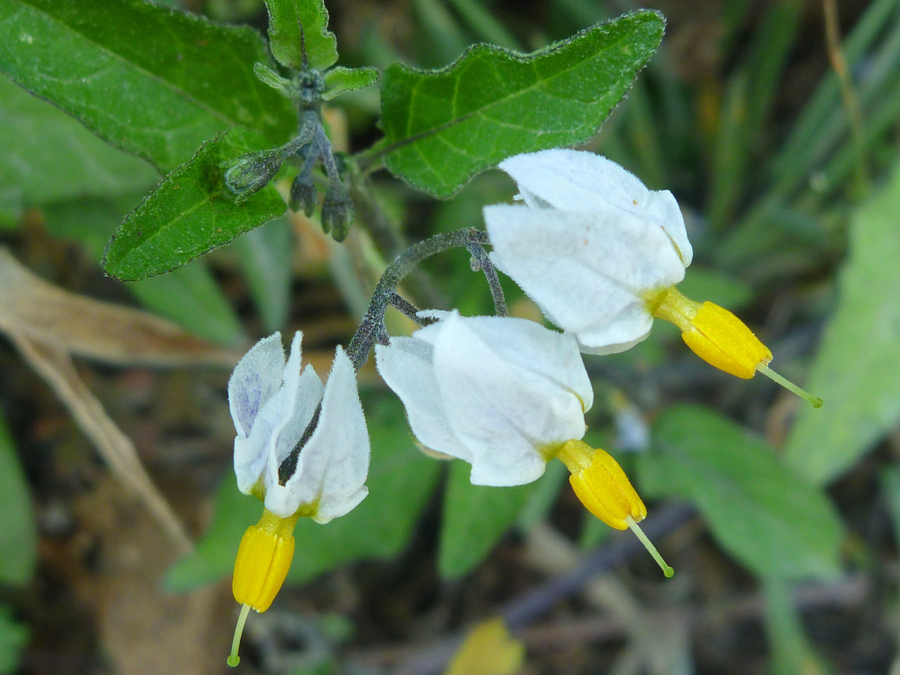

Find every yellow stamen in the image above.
[227,508,300,667]
[556,440,673,577]
[647,287,822,407]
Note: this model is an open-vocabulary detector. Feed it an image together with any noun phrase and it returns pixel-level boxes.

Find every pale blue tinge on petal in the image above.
[486,205,685,352]
[228,332,285,439]
[228,332,370,521]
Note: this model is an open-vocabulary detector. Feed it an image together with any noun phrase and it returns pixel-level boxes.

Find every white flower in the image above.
[374,311,592,486]
[228,331,370,523]
[484,149,692,355]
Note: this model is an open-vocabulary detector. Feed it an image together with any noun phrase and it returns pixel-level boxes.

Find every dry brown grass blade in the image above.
[8,329,193,555]
[0,247,243,368]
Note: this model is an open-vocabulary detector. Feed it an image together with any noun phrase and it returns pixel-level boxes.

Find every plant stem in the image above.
[346,228,489,371]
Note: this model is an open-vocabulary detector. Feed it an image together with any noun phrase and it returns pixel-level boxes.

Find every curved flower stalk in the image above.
[375,311,672,576]
[226,332,370,666]
[484,149,822,408]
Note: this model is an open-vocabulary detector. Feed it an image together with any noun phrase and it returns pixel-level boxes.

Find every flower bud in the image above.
[224,148,285,202]
[289,174,319,217]
[321,184,354,241]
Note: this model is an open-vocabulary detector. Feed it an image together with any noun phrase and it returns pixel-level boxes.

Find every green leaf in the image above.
[322,66,379,101]
[102,127,287,281]
[375,10,665,198]
[439,460,537,579]
[0,0,296,172]
[0,413,37,587]
[783,162,900,484]
[637,405,843,581]
[230,216,293,333]
[264,0,338,70]
[164,395,442,590]
[0,606,28,675]
[0,75,159,213]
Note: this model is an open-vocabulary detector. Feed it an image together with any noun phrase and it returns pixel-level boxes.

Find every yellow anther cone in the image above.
[556,440,672,577]
[228,509,301,667]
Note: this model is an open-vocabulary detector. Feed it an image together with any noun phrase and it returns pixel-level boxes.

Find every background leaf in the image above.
[165,395,442,590]
[375,10,665,197]
[0,606,28,675]
[637,405,843,581]
[439,460,537,579]
[0,412,37,587]
[264,0,338,70]
[229,217,293,333]
[102,127,286,281]
[0,75,159,223]
[783,161,900,484]
[42,196,245,346]
[0,0,296,172]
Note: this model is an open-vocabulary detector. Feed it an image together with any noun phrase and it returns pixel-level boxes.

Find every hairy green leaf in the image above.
[264,0,337,70]
[0,0,296,172]
[375,10,665,197]
[638,405,843,581]
[0,414,37,587]
[103,127,286,281]
[784,161,900,484]
[439,460,537,579]
[0,75,159,216]
[164,395,441,590]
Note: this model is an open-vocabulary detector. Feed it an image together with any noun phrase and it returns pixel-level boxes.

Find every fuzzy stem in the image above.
[345,228,490,371]
[467,242,508,317]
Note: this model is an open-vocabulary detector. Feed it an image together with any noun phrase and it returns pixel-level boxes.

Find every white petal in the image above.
[265,347,370,518]
[433,314,593,413]
[375,337,473,463]
[486,205,685,351]
[266,333,324,470]
[228,332,285,438]
[431,314,585,486]
[234,386,288,494]
[499,150,692,265]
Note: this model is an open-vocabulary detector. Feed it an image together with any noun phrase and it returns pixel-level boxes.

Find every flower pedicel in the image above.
[226,332,370,666]
[376,311,673,577]
[484,149,822,408]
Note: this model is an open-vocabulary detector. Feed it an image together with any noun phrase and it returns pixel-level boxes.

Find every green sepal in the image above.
[322,66,379,101]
